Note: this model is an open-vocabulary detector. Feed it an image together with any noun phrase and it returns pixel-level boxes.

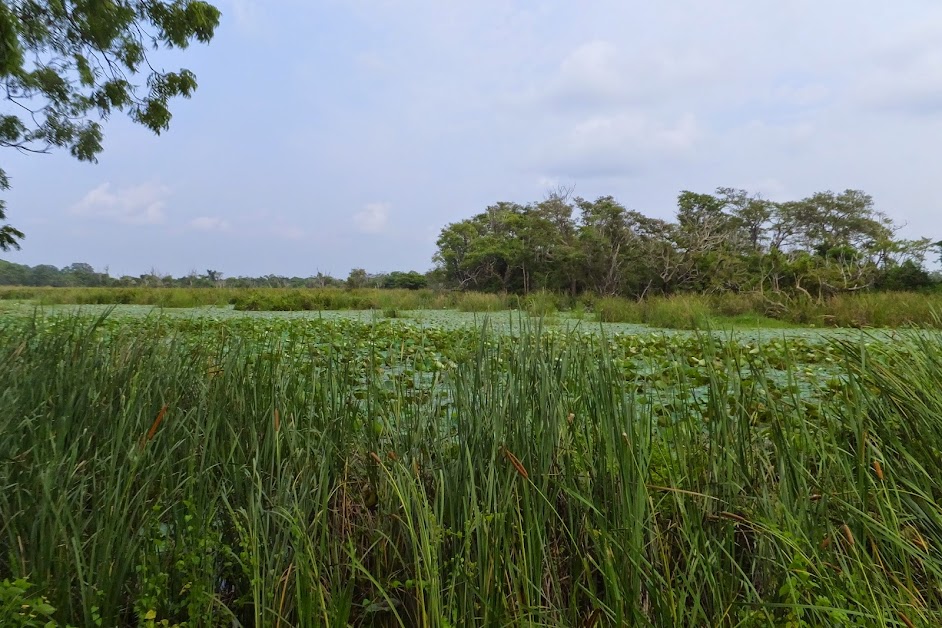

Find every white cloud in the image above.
[188,216,231,232]
[551,40,624,107]
[542,112,701,178]
[70,182,169,225]
[353,202,390,233]
[537,39,722,113]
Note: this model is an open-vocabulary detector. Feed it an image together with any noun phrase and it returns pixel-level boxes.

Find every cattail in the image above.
[273,409,281,433]
[387,451,398,461]
[369,451,382,465]
[144,405,168,445]
[820,536,832,550]
[503,448,529,479]
[873,459,884,481]
[841,524,855,547]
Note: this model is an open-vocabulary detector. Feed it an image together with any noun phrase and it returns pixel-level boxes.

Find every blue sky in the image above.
[4,0,942,278]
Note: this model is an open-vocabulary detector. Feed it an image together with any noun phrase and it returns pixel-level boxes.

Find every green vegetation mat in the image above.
[4,286,942,330]
[1,310,941,626]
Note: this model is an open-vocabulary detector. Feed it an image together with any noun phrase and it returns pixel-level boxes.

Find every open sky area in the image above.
[3,0,942,278]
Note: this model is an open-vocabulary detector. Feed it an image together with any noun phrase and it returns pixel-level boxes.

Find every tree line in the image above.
[433,188,940,300]
[4,187,939,299]
[0,260,429,291]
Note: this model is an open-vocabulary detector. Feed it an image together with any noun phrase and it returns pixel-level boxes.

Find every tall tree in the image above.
[716,187,773,253]
[434,203,532,292]
[0,0,222,250]
[576,196,669,297]
[670,191,744,291]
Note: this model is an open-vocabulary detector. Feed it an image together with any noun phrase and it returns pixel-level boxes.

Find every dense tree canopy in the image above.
[433,188,935,300]
[0,0,221,250]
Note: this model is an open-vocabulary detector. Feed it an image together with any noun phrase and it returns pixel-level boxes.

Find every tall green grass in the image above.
[0,287,458,312]
[594,291,942,329]
[2,314,942,625]
[0,286,239,307]
[454,292,509,312]
[594,294,712,328]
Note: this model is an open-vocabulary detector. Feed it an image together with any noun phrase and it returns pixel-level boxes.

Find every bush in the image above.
[708,292,766,317]
[524,291,560,317]
[0,578,58,627]
[457,292,505,312]
[644,295,712,329]
[381,271,429,290]
[822,292,940,328]
[595,296,642,323]
[875,260,933,291]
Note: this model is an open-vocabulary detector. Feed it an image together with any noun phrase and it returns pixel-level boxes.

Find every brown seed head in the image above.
[503,448,529,479]
[143,405,168,446]
[841,524,855,547]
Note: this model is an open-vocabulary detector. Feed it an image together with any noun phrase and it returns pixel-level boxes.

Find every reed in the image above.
[2,312,942,625]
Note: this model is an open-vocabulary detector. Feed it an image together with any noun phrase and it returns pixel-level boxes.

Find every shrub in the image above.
[595,296,642,323]
[524,291,559,317]
[644,295,712,329]
[457,292,505,312]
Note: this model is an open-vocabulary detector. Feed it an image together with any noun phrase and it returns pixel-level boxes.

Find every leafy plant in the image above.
[0,578,58,628]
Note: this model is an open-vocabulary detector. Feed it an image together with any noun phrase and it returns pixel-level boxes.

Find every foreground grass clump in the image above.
[2,313,942,626]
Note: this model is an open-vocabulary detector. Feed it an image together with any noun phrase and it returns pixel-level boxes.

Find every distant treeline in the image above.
[433,187,941,299]
[0,260,430,291]
[3,187,940,300]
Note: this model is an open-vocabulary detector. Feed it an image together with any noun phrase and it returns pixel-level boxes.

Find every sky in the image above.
[3,0,942,278]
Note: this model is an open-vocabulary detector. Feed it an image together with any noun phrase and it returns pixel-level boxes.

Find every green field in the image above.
[2,307,942,626]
